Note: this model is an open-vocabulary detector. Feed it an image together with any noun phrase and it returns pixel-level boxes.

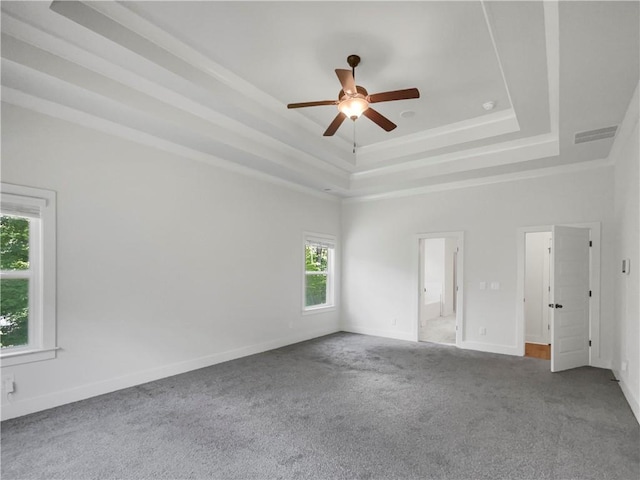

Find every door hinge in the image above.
[589,240,593,247]
[589,340,592,347]
[589,290,592,297]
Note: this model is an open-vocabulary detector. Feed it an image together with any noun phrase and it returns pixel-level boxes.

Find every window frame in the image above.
[1,183,57,366]
[303,232,336,314]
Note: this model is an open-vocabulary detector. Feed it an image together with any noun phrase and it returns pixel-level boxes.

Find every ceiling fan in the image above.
[287,54,420,136]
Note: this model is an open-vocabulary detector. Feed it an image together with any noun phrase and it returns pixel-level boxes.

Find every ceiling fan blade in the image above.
[287,100,337,109]
[368,88,420,104]
[335,69,357,95]
[323,112,347,136]
[362,108,397,132]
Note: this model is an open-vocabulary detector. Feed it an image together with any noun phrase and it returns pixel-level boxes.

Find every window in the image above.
[304,234,335,311]
[1,184,57,366]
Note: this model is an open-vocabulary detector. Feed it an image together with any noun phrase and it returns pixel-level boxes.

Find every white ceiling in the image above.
[1,1,638,198]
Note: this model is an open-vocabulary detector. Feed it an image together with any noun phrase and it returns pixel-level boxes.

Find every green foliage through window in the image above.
[1,215,30,348]
[0,279,29,348]
[305,242,331,307]
[1,216,29,270]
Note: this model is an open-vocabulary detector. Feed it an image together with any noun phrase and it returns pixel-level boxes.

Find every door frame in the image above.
[516,222,601,364]
[415,231,465,345]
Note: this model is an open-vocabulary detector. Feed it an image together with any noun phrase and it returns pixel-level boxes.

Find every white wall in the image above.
[0,104,341,420]
[525,232,551,344]
[341,167,615,362]
[611,83,640,422]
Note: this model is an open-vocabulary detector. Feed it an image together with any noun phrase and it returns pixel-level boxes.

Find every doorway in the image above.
[417,232,464,346]
[517,223,601,372]
[524,231,552,359]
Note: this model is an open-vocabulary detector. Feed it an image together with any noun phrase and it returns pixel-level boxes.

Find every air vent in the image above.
[574,126,618,144]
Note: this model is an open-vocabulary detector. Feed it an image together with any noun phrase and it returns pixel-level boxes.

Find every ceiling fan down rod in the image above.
[347,54,361,80]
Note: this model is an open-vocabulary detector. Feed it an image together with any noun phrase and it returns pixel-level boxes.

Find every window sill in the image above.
[0,347,59,367]
[303,305,336,315]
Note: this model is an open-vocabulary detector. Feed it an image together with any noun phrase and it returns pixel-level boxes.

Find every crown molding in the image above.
[355,108,520,167]
[351,132,558,183]
[1,86,344,202]
[343,157,613,204]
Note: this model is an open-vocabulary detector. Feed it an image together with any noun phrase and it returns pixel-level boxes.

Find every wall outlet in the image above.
[621,361,628,372]
[622,259,631,275]
[490,282,500,290]
[479,327,487,335]
[392,318,397,326]
[2,374,15,396]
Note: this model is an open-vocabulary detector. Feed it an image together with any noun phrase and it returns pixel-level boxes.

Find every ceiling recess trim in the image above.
[2,86,342,201]
[46,1,356,172]
[355,108,520,167]
[51,0,353,153]
[0,0,577,199]
[344,157,612,204]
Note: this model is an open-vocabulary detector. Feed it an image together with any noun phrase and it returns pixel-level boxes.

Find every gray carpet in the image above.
[2,333,638,480]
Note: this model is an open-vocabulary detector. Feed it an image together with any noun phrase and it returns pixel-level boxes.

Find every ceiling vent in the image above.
[574,126,618,144]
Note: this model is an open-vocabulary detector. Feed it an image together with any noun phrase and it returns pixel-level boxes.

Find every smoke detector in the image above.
[482,101,496,111]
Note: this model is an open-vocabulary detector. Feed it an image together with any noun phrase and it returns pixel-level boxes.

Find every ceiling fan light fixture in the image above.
[338,95,369,120]
[287,55,418,135]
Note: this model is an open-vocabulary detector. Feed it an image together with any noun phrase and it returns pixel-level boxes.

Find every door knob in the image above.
[548,303,563,308]
[555,304,563,309]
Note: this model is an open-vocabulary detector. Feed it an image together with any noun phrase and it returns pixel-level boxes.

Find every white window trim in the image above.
[303,232,337,314]
[1,183,57,367]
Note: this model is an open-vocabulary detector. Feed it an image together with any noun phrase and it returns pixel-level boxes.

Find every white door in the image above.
[550,226,590,372]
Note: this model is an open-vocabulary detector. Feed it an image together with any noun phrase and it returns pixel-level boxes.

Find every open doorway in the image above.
[418,233,463,346]
[524,231,552,359]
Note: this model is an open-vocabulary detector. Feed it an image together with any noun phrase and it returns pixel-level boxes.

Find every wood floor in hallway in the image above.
[525,342,551,360]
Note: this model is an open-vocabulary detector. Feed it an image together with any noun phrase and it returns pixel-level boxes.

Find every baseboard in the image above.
[342,326,525,355]
[342,324,416,342]
[590,357,612,369]
[1,326,339,421]
[613,370,640,425]
[459,340,521,356]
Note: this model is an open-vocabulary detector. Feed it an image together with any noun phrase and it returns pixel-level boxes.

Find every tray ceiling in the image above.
[1,1,638,198]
